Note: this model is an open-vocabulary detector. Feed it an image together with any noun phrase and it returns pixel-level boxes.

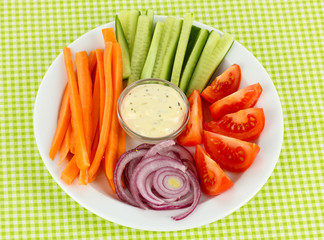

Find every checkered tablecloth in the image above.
[1,0,323,239]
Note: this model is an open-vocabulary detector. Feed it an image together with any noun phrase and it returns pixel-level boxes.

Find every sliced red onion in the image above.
[159,144,194,162]
[147,192,194,210]
[153,167,190,199]
[143,140,176,159]
[113,148,148,207]
[134,157,187,206]
[113,140,201,220]
[135,143,155,150]
[172,169,201,221]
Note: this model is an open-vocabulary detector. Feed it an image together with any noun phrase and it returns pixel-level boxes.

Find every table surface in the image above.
[1,1,323,239]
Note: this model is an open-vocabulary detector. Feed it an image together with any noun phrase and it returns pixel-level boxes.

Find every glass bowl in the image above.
[117,78,190,143]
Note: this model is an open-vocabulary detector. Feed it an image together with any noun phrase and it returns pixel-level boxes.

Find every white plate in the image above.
[34,16,283,231]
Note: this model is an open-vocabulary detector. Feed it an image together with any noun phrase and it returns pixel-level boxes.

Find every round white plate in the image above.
[34,16,283,231]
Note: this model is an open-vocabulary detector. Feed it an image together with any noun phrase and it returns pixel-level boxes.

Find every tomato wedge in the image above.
[177,89,203,146]
[203,131,260,172]
[201,64,241,103]
[205,108,265,141]
[195,145,233,195]
[209,83,263,120]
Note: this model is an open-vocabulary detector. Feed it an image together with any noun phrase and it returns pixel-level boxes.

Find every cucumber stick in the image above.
[144,9,154,38]
[118,10,140,58]
[182,25,202,72]
[179,28,209,92]
[128,15,153,85]
[158,18,183,80]
[170,13,193,86]
[141,21,164,79]
[151,17,175,78]
[115,16,131,79]
[186,32,234,95]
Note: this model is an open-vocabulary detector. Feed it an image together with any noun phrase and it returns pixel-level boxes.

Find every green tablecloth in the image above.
[1,1,323,239]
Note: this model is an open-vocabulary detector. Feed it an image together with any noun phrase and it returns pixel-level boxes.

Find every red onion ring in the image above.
[113,141,201,220]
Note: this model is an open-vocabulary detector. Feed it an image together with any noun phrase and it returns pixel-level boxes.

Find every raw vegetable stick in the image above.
[91,67,100,143]
[102,28,117,43]
[76,51,93,185]
[105,42,123,191]
[58,123,72,165]
[49,85,71,159]
[97,51,105,131]
[88,50,97,74]
[63,47,90,170]
[88,43,114,181]
[75,51,93,155]
[60,156,80,185]
[69,121,76,154]
[91,126,100,162]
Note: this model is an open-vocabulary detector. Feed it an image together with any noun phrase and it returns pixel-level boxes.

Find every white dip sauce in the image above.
[120,84,186,138]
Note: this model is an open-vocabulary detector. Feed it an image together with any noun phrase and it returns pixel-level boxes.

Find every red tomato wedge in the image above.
[205,108,265,141]
[177,89,203,146]
[201,64,241,103]
[203,131,260,172]
[209,83,263,120]
[195,145,233,195]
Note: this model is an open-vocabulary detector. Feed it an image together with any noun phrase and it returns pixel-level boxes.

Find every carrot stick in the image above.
[91,125,100,162]
[58,122,72,165]
[75,51,93,156]
[91,67,100,143]
[60,156,80,185]
[105,42,124,191]
[88,43,114,182]
[63,47,90,170]
[69,120,76,154]
[88,50,97,74]
[49,85,71,159]
[97,50,106,131]
[75,51,93,185]
[102,28,117,43]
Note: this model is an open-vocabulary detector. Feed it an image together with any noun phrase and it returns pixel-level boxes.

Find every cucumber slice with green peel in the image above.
[128,15,153,85]
[141,21,164,79]
[118,10,140,58]
[144,9,154,37]
[179,28,209,92]
[185,32,234,95]
[115,16,131,79]
[152,17,175,78]
[182,25,203,72]
[159,18,183,80]
[170,13,193,86]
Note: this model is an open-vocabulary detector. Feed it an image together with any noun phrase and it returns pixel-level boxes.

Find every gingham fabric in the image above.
[1,1,323,239]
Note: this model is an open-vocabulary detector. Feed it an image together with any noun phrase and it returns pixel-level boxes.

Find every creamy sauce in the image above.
[120,84,187,138]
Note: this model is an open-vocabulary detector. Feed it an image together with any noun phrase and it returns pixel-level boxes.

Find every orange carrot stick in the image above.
[63,47,90,170]
[88,43,114,182]
[49,85,71,159]
[88,50,97,74]
[91,125,100,162]
[58,122,72,165]
[91,67,100,143]
[96,50,106,131]
[75,51,93,155]
[105,42,124,191]
[69,120,76,154]
[60,156,80,185]
[76,51,93,185]
[102,28,117,43]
